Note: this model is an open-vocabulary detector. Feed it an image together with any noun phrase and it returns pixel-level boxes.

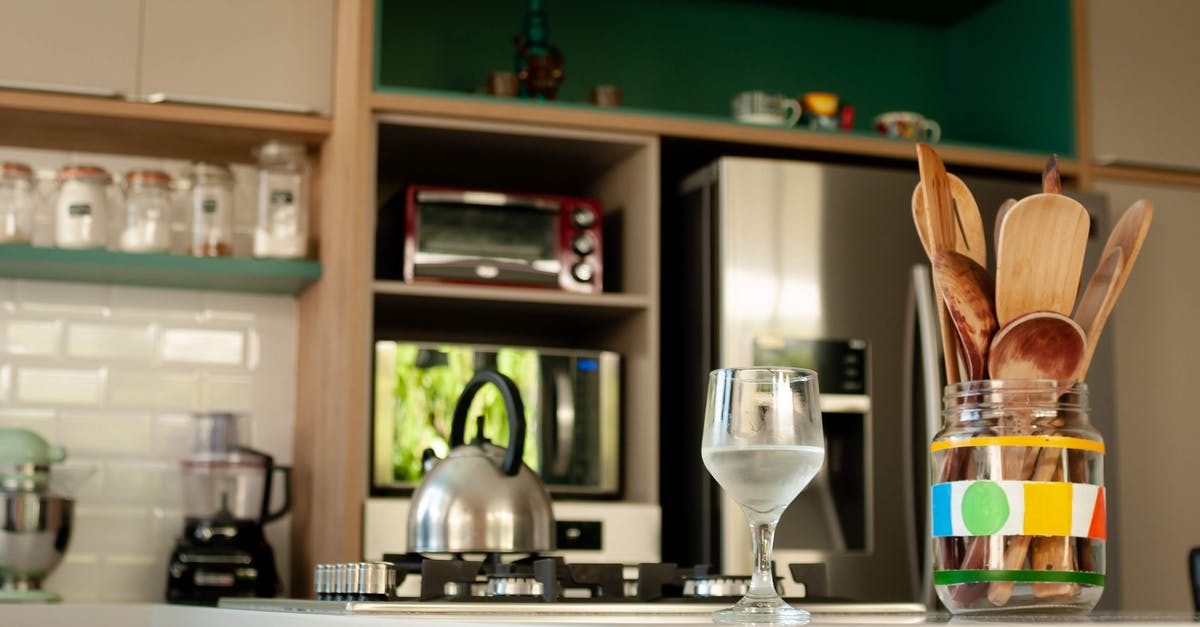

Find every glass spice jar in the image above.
[252,140,308,259]
[53,165,114,249]
[118,170,173,253]
[0,162,36,244]
[187,163,235,257]
[931,380,1105,614]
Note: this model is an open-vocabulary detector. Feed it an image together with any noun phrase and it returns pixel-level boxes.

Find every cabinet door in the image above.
[140,0,333,114]
[1089,0,1200,170]
[1094,179,1200,611]
[0,0,140,97]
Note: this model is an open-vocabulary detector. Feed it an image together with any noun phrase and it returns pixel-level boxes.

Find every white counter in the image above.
[4,604,1198,627]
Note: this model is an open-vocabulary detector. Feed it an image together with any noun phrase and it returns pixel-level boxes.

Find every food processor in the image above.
[0,428,91,603]
[166,412,291,605]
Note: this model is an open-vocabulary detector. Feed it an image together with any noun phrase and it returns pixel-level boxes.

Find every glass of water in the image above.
[701,367,825,624]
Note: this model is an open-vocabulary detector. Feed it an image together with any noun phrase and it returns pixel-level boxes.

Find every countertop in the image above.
[4,604,1200,627]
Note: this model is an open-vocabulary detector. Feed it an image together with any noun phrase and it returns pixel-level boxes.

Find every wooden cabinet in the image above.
[1088,0,1200,170]
[0,0,140,97]
[141,0,334,114]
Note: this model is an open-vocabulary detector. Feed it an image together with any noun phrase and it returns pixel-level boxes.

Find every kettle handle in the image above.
[449,370,526,477]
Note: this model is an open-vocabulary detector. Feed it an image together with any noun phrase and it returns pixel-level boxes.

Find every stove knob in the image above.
[333,563,347,598]
[571,207,596,229]
[344,561,360,598]
[357,562,395,599]
[572,233,596,256]
[571,262,595,283]
[314,564,329,598]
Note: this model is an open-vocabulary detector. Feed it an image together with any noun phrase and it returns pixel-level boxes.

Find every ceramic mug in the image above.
[874,111,941,143]
[732,91,801,127]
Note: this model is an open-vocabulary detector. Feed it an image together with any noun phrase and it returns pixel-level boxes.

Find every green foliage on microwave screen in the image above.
[389,343,540,483]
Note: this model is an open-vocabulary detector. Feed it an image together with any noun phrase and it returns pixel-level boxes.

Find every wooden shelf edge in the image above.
[0,89,332,138]
[1091,163,1200,188]
[370,91,1076,176]
[372,280,650,310]
[0,245,322,295]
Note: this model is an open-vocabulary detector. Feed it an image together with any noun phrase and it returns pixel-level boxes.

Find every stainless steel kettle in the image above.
[407,370,555,553]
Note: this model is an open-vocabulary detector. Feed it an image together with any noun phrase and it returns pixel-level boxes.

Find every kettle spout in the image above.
[421,448,441,474]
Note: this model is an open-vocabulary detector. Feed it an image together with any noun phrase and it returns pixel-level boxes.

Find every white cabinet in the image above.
[1089,0,1200,170]
[0,0,333,115]
[0,0,140,96]
[1094,179,1200,611]
[140,0,334,115]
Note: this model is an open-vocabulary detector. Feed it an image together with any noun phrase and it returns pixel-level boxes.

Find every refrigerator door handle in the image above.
[901,263,943,607]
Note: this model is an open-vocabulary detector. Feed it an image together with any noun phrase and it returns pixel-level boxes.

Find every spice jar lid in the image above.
[0,162,33,180]
[253,140,307,165]
[125,169,172,187]
[192,162,233,182]
[58,164,112,183]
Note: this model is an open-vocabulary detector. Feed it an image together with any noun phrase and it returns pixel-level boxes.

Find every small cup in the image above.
[486,71,519,98]
[802,92,839,117]
[874,111,941,143]
[590,84,622,107]
[732,91,801,127]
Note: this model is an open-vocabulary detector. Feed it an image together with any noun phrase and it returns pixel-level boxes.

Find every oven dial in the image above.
[571,207,596,229]
[571,262,595,283]
[572,233,596,256]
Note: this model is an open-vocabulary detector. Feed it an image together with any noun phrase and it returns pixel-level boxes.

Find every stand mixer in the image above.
[0,428,91,603]
[166,412,290,605]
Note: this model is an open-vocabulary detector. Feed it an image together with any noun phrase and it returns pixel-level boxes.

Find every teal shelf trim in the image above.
[0,245,322,295]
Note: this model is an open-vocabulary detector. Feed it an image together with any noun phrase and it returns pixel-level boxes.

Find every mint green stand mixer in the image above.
[0,428,91,603]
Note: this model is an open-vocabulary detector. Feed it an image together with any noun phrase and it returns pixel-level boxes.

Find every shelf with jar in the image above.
[0,140,320,295]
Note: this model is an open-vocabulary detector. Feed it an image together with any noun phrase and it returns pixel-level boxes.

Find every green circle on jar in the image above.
[962,481,1009,536]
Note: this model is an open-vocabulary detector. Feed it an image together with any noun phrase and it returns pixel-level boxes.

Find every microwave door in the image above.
[539,355,576,485]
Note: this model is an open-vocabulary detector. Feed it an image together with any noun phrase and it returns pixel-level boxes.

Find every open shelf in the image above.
[0,244,322,295]
[374,279,649,315]
[371,90,1076,177]
[0,89,331,164]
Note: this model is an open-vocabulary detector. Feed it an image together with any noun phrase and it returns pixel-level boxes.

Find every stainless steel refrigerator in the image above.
[661,156,1118,607]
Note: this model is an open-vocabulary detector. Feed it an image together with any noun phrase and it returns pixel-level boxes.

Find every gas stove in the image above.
[219,554,927,619]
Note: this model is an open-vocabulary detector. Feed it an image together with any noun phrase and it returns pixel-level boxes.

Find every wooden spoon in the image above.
[1074,247,1126,379]
[1042,154,1061,194]
[987,311,1087,381]
[994,193,1090,327]
[933,251,997,381]
[915,143,962,384]
[1079,199,1154,374]
[994,198,1017,254]
[912,173,988,267]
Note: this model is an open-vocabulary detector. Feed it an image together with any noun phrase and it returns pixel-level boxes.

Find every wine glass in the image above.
[701,367,825,624]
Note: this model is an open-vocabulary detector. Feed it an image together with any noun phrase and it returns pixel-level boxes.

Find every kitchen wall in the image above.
[0,146,298,601]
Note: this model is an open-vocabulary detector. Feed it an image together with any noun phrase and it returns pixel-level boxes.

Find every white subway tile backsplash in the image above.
[16,281,109,315]
[202,375,254,412]
[109,286,202,321]
[0,408,57,440]
[0,365,7,402]
[43,554,101,601]
[153,413,195,460]
[108,370,200,410]
[67,322,156,361]
[60,412,153,456]
[16,367,106,405]
[4,319,63,356]
[71,506,152,554]
[0,278,14,309]
[160,328,245,366]
[98,554,162,602]
[104,460,180,507]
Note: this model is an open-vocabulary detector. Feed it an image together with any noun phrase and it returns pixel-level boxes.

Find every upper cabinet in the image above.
[1089,0,1200,171]
[141,0,334,115]
[0,0,333,115]
[0,0,141,97]
[374,0,1077,157]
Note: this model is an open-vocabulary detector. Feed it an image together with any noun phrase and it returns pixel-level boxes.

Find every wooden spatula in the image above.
[933,251,997,381]
[913,173,988,267]
[993,193,1091,327]
[915,143,962,384]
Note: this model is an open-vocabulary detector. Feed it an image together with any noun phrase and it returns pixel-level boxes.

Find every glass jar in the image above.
[53,165,114,249]
[252,140,308,259]
[931,380,1105,613]
[187,163,234,257]
[0,162,36,244]
[118,170,173,253]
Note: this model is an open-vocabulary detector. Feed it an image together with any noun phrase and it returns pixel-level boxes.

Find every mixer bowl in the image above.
[0,493,72,592]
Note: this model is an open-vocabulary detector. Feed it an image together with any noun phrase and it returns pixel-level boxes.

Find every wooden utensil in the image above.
[994,198,1016,254]
[913,174,988,267]
[1074,247,1126,379]
[1042,154,1061,194]
[1079,199,1154,375]
[933,251,997,381]
[915,143,962,383]
[987,312,1087,381]
[993,193,1090,327]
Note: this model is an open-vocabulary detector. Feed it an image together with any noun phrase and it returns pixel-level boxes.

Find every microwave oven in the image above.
[403,186,603,293]
[372,340,621,497]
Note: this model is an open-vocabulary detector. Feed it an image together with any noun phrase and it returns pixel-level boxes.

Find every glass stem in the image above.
[747,517,780,599]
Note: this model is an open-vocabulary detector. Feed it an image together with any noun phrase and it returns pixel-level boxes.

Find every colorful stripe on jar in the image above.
[931,480,1106,539]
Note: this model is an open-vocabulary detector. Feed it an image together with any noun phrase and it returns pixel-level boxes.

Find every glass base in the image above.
[714,595,811,624]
